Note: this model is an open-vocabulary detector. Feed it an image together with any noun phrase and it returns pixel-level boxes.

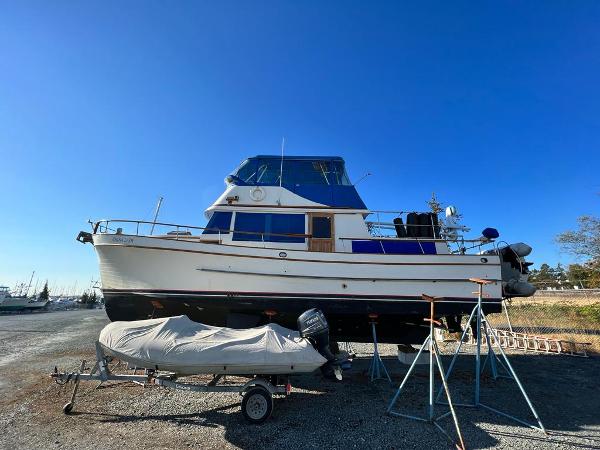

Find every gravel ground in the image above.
[1,309,599,449]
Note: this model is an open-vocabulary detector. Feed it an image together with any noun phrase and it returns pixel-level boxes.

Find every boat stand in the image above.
[367,313,391,382]
[436,278,546,434]
[387,295,466,450]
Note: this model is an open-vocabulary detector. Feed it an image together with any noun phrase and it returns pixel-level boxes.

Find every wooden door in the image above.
[308,213,334,252]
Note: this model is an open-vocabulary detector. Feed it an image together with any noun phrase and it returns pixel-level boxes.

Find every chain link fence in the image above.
[485,289,600,354]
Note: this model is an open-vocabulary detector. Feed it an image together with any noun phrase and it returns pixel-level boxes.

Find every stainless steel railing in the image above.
[91,219,311,244]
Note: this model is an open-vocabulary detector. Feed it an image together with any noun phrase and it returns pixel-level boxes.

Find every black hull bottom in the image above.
[103,290,502,344]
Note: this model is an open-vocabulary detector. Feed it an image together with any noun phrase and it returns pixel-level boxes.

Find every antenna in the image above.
[279,137,285,187]
[354,172,372,186]
[150,196,164,235]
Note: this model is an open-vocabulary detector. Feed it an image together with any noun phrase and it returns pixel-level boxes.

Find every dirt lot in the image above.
[1,309,599,449]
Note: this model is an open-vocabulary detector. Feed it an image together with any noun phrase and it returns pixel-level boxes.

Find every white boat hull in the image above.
[94,234,503,343]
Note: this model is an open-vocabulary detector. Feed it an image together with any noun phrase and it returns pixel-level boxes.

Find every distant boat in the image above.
[0,286,49,312]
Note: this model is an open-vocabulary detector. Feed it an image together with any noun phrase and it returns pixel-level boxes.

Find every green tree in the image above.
[38,281,50,301]
[556,215,600,261]
[529,263,557,288]
[567,261,600,289]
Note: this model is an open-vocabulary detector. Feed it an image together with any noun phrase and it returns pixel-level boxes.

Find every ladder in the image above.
[465,326,591,358]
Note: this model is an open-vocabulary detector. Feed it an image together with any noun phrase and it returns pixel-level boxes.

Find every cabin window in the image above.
[331,160,351,185]
[256,160,282,185]
[233,213,305,243]
[282,160,329,185]
[235,159,258,184]
[311,216,332,238]
[202,211,232,234]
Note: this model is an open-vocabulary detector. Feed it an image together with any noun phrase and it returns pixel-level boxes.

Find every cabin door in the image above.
[308,213,334,252]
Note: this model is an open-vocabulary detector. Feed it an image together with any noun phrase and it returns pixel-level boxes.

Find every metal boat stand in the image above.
[436,278,546,434]
[387,295,466,450]
[367,313,391,382]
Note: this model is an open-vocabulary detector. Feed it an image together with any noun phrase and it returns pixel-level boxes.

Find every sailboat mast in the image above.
[25,271,35,297]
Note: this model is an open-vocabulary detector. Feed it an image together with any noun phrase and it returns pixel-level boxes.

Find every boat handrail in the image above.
[91,219,312,241]
[337,236,487,244]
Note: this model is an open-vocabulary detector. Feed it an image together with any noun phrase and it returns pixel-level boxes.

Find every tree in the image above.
[567,261,600,289]
[427,192,443,215]
[38,281,50,301]
[80,292,90,303]
[556,215,600,261]
[529,263,560,288]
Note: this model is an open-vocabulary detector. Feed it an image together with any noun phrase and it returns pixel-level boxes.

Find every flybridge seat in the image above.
[394,213,440,239]
[98,315,328,376]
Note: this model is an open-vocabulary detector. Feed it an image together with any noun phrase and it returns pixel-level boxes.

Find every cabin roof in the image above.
[252,155,344,161]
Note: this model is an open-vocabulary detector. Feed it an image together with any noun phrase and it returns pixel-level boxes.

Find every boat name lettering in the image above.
[112,236,135,244]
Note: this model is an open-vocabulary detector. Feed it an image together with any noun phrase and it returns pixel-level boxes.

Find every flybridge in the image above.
[226,155,367,209]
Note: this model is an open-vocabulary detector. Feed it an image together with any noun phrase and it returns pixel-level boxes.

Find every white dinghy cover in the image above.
[98,315,327,375]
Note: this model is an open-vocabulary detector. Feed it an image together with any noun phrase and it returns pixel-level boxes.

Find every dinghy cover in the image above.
[98,315,328,375]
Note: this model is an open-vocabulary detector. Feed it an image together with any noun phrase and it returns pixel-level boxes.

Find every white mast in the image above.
[279,137,285,187]
[25,271,35,297]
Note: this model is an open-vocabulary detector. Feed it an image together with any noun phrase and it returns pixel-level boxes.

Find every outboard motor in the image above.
[297,309,341,380]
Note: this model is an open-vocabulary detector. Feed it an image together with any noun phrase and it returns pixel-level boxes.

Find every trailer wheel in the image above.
[63,402,74,414]
[241,387,273,424]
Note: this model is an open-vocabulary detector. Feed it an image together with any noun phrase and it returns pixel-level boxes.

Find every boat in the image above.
[77,155,535,343]
[0,286,49,312]
[99,314,328,376]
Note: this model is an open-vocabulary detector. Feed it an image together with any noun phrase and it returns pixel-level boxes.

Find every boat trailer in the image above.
[51,342,291,424]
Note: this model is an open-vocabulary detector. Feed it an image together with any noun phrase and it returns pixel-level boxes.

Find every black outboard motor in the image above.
[297,309,341,380]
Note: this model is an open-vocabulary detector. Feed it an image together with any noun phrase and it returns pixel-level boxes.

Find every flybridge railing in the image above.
[91,219,311,244]
[364,210,498,255]
[365,210,443,239]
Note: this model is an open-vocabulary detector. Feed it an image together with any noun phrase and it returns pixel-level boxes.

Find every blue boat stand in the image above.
[436,278,547,434]
[387,294,466,450]
[367,314,391,382]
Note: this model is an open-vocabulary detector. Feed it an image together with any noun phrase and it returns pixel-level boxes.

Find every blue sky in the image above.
[1,1,599,293]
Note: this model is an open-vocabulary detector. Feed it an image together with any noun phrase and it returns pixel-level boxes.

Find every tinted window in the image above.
[233,213,305,243]
[202,211,232,234]
[234,159,258,183]
[312,216,332,238]
[283,160,332,185]
[255,159,282,185]
[234,158,352,186]
[331,160,351,185]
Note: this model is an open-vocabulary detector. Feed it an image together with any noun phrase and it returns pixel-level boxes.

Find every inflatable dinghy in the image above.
[98,315,328,375]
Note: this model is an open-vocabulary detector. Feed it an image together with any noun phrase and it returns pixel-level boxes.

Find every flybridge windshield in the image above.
[232,157,352,186]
